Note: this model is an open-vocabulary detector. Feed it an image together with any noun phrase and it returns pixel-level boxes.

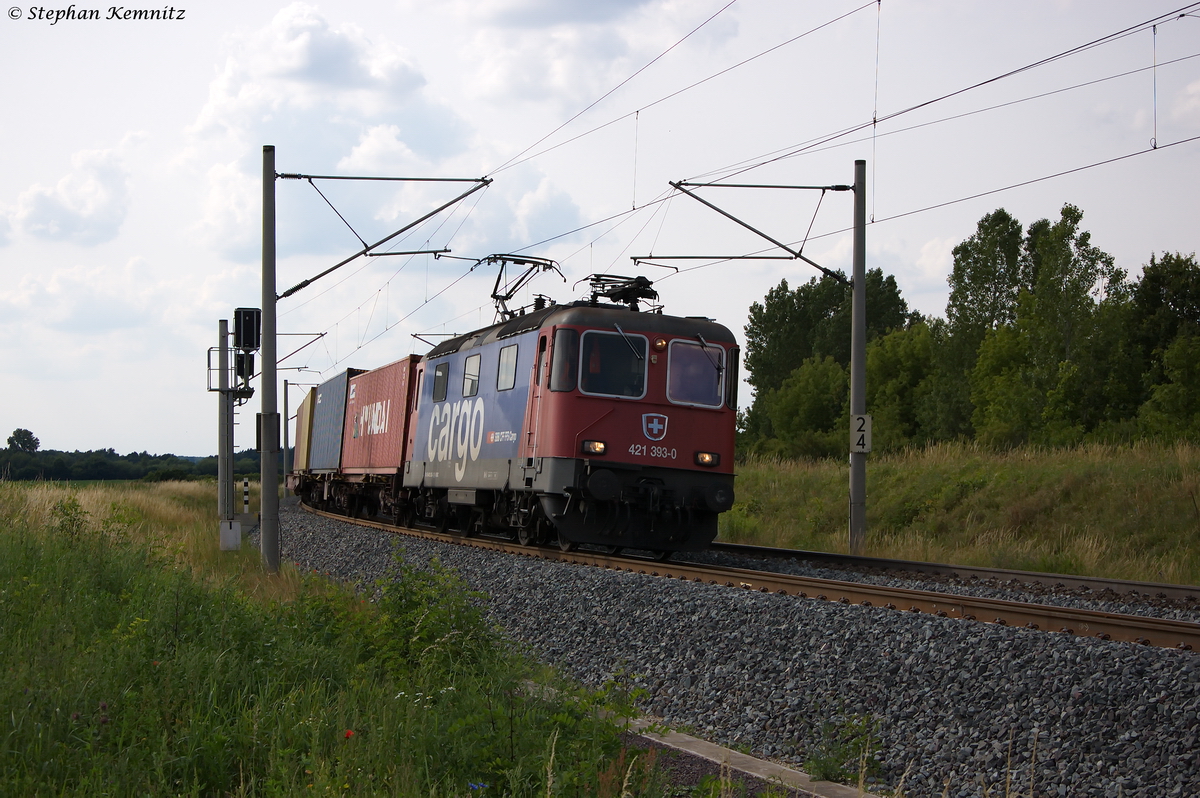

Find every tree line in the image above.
[740,204,1199,457]
[2,430,268,482]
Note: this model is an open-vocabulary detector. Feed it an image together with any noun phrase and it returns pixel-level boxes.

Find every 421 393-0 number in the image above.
[628,444,677,460]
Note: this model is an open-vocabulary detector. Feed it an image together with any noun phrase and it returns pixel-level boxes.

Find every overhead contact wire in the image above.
[491,0,741,176]
[659,134,1200,281]
[696,2,1200,182]
[495,2,876,175]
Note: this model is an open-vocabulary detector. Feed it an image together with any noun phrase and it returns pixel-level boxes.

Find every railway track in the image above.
[300,504,1200,652]
[707,541,1200,601]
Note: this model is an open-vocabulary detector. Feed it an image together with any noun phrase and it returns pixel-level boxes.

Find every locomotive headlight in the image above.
[694,451,720,467]
[582,440,607,455]
[653,337,667,352]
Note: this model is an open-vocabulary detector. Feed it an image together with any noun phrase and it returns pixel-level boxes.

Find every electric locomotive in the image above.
[289,261,738,556]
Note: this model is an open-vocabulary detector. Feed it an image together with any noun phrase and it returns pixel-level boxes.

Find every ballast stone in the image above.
[272,504,1200,798]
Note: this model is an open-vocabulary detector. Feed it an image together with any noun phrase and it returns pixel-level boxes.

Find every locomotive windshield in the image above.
[667,340,724,407]
[579,330,647,398]
[550,329,578,392]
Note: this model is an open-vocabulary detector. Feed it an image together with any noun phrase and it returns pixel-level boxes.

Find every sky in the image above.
[1,0,1197,456]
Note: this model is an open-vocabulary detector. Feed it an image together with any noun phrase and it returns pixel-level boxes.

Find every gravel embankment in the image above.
[272,505,1200,798]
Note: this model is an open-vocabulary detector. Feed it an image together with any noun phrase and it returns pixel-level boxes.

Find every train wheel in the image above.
[652,550,673,562]
[521,505,550,546]
[448,506,472,536]
[434,496,451,534]
[467,508,487,538]
[557,534,578,553]
[601,545,623,556]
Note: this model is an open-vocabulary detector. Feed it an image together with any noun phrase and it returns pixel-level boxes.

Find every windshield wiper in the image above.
[614,324,644,360]
[695,334,723,374]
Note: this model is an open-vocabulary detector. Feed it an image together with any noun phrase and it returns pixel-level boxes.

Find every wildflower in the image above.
[99,701,108,711]
[344,729,354,739]
[99,716,110,725]
[71,713,80,721]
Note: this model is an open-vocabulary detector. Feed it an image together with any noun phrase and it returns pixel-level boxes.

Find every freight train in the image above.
[288,264,738,557]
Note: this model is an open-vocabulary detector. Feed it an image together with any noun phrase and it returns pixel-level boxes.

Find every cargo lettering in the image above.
[352,400,390,439]
[426,397,485,482]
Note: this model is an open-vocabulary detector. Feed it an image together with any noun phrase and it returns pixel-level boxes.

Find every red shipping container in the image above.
[341,356,420,474]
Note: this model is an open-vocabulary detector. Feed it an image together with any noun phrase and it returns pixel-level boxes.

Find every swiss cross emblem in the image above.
[642,413,668,441]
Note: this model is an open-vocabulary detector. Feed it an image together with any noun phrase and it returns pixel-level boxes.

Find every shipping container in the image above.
[341,356,420,474]
[308,369,364,472]
[292,387,316,472]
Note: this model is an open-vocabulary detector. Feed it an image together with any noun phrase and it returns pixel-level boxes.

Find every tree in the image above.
[7,428,39,453]
[946,208,1025,351]
[913,318,976,442]
[741,268,913,446]
[1130,252,1200,381]
[968,205,1124,446]
[760,356,848,459]
[743,275,846,399]
[1139,334,1200,441]
[866,323,935,450]
[969,324,1042,447]
[1024,204,1120,365]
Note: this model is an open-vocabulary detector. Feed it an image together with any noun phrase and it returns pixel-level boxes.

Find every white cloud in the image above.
[459,0,738,109]
[476,0,652,27]
[914,237,954,287]
[183,3,456,260]
[10,147,132,245]
[337,125,423,174]
[192,162,261,262]
[1172,78,1200,125]
[188,3,425,147]
[510,177,584,244]
[467,25,633,108]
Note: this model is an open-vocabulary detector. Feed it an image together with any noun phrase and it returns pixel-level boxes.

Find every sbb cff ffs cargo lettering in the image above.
[288,270,737,558]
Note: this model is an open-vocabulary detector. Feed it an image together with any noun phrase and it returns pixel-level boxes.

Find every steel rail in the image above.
[298,505,1200,652]
[707,541,1200,600]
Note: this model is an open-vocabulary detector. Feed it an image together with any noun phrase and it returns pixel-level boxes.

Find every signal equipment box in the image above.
[234,307,261,351]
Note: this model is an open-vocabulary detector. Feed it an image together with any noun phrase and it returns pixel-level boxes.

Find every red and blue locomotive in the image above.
[289,265,738,556]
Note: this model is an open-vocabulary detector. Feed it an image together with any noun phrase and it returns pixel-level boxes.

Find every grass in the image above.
[7,466,1162,797]
[721,441,1200,586]
[0,480,678,796]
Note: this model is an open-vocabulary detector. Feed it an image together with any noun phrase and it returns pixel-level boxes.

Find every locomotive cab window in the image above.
[463,353,481,398]
[432,362,449,402]
[534,336,547,385]
[550,328,579,392]
[497,344,518,391]
[667,340,724,407]
[579,330,647,399]
[725,346,740,410]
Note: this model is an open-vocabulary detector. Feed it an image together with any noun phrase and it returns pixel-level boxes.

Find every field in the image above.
[0,480,686,797]
[720,441,1200,586]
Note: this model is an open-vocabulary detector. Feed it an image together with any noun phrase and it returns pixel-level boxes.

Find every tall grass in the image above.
[722,441,1200,585]
[0,481,666,796]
